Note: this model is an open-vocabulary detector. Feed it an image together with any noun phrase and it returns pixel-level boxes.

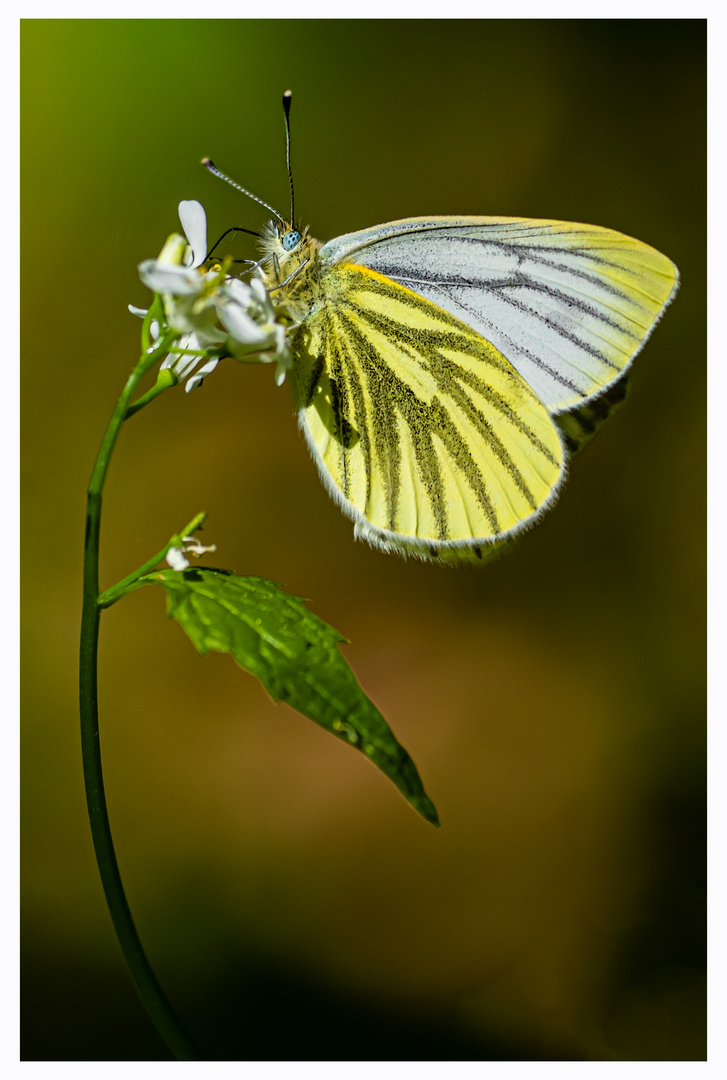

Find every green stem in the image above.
[125,369,177,419]
[79,333,201,1061]
[98,511,208,609]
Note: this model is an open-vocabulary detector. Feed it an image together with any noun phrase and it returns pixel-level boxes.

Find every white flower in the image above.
[133,200,292,390]
[219,276,292,386]
[138,200,210,292]
[127,307,219,393]
[166,535,217,570]
[138,201,226,347]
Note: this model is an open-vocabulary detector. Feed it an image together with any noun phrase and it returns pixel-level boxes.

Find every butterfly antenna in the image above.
[283,89,295,225]
[201,157,286,225]
[205,225,263,263]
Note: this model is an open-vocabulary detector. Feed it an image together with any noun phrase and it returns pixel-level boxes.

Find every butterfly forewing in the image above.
[290,264,565,556]
[320,217,679,414]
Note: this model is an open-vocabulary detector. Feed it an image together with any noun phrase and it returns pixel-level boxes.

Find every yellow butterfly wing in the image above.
[289,263,565,562]
[321,217,679,414]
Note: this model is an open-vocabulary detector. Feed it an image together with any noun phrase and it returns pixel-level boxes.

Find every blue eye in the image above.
[282,230,301,251]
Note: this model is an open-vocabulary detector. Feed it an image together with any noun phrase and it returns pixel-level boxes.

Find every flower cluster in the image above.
[131,201,291,392]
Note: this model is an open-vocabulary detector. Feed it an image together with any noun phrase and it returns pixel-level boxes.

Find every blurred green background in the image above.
[21,19,705,1061]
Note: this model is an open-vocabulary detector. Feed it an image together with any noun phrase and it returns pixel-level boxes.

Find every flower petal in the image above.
[156,233,188,266]
[175,354,202,380]
[166,547,190,571]
[223,277,255,307]
[185,357,220,393]
[250,276,268,304]
[249,275,275,318]
[179,200,208,268]
[218,302,269,345]
[181,537,217,556]
[128,304,148,318]
[139,260,202,296]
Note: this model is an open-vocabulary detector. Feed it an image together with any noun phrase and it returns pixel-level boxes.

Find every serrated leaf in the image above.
[139,567,439,826]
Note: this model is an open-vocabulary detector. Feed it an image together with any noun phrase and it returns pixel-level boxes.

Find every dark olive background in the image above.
[21,19,705,1061]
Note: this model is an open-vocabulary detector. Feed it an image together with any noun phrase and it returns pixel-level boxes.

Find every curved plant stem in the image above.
[125,368,177,419]
[79,334,201,1060]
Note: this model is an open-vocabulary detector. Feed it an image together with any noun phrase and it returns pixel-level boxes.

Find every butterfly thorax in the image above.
[258,219,323,324]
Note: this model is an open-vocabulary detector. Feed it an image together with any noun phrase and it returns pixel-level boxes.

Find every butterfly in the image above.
[205,93,679,566]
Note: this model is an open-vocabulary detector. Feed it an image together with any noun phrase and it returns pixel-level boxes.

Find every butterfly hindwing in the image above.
[290,264,565,559]
[320,217,679,414]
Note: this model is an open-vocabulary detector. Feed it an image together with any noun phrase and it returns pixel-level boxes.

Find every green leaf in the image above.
[139,568,439,826]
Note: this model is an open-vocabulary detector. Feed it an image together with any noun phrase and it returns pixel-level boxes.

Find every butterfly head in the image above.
[282,228,302,251]
[258,218,306,257]
[256,219,321,321]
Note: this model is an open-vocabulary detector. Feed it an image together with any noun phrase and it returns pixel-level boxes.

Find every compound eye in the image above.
[282,229,302,252]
